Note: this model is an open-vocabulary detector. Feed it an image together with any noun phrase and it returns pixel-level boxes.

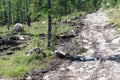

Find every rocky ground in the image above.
[42,9,120,80]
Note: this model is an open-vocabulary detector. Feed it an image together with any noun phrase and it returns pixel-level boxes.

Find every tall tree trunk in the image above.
[47,0,52,49]
[7,0,10,30]
[26,0,30,26]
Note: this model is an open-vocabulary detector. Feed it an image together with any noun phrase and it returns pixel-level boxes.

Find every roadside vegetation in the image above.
[0,11,86,78]
[0,22,51,78]
[106,7,120,31]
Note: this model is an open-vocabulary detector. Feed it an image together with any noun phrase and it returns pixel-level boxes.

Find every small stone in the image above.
[98,77,106,80]
[111,37,120,44]
[25,47,43,56]
[26,76,32,80]
[54,50,66,58]
[13,23,24,33]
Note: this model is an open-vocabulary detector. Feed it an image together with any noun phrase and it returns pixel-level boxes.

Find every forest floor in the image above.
[23,9,120,80]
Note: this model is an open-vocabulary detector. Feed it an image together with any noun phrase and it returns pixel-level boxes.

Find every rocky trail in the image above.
[42,10,120,80]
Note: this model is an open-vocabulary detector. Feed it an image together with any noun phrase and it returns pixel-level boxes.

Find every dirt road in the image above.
[43,9,120,80]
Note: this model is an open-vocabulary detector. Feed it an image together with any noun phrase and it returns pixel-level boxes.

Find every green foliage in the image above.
[43,50,52,57]
[101,0,120,8]
[106,7,120,29]
[56,25,70,34]
[1,0,120,26]
[0,0,103,26]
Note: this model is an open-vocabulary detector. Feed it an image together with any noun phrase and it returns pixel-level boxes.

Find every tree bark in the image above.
[47,0,52,49]
[7,0,10,30]
[26,0,30,26]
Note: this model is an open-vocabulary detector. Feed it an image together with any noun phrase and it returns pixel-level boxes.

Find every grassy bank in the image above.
[106,7,120,29]
[0,11,85,78]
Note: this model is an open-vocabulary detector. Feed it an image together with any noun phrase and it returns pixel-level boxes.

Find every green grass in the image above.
[60,11,86,22]
[24,21,48,35]
[0,26,10,37]
[106,7,120,28]
[105,7,120,34]
[0,50,52,78]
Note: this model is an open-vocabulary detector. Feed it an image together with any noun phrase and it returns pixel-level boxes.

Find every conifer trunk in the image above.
[47,0,52,49]
[7,0,10,30]
[26,0,30,26]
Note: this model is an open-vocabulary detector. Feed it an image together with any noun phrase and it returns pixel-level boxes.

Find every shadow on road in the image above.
[57,53,120,63]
